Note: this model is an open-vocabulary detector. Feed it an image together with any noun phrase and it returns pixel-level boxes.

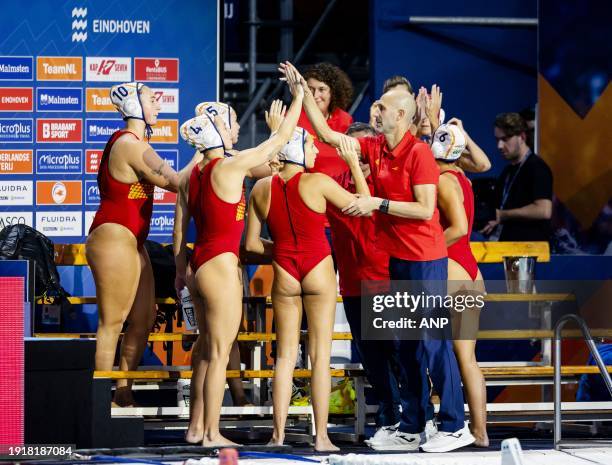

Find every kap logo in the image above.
[0,150,33,175]
[85,57,131,82]
[85,149,104,174]
[0,119,33,143]
[149,119,178,144]
[85,180,100,205]
[85,119,123,142]
[37,57,82,81]
[36,87,82,112]
[36,181,82,205]
[134,58,179,82]
[0,56,33,80]
[36,149,82,174]
[0,181,33,206]
[86,88,115,112]
[151,88,179,113]
[149,211,174,236]
[0,88,33,111]
[0,212,33,229]
[36,211,82,237]
[37,118,82,143]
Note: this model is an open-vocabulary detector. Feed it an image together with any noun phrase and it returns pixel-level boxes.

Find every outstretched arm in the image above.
[279,62,361,154]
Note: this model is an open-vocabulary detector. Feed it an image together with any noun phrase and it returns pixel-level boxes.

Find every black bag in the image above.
[0,224,70,300]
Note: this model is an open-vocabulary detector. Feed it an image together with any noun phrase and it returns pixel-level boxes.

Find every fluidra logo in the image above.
[40,154,79,169]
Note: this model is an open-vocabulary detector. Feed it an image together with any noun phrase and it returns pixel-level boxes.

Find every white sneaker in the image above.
[420,422,475,453]
[425,419,438,440]
[368,429,423,451]
[364,422,399,446]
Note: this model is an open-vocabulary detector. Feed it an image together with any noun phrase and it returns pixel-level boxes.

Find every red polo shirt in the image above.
[357,131,447,261]
[326,170,389,296]
[298,108,353,178]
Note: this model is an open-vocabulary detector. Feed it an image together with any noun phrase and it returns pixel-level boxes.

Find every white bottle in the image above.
[180,287,197,331]
[177,378,190,409]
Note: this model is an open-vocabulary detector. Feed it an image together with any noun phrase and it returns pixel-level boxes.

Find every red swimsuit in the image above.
[89,130,154,249]
[266,173,331,282]
[439,170,479,281]
[188,158,246,272]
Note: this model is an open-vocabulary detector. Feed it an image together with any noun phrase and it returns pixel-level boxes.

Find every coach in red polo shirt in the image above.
[281,61,473,453]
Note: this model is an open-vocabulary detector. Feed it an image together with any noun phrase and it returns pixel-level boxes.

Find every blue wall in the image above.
[362,0,537,177]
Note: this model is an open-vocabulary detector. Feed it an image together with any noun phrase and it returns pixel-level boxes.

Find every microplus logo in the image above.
[0,119,33,143]
[36,149,82,174]
[36,88,82,112]
[149,211,174,235]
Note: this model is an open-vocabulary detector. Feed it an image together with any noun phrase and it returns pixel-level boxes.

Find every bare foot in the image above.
[185,428,204,444]
[473,434,490,448]
[113,387,139,407]
[202,433,240,448]
[314,436,340,452]
[267,434,284,447]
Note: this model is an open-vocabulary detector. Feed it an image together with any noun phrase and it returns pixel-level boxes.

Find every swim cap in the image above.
[180,114,226,152]
[431,124,466,161]
[110,82,153,139]
[195,102,233,131]
[278,127,308,167]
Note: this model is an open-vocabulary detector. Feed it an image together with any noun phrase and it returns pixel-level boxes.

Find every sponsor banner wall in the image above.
[0,211,34,229]
[0,181,33,206]
[0,87,33,111]
[0,0,218,243]
[36,149,82,174]
[85,88,115,112]
[36,87,82,112]
[36,211,82,236]
[0,150,33,175]
[36,180,82,206]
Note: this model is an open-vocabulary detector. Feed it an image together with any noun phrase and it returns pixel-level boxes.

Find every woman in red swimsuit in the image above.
[174,65,304,447]
[86,82,179,406]
[433,119,491,447]
[245,128,369,452]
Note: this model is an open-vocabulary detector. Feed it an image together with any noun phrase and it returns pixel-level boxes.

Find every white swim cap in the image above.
[180,114,226,152]
[195,102,233,131]
[110,82,147,120]
[278,127,309,166]
[431,124,466,161]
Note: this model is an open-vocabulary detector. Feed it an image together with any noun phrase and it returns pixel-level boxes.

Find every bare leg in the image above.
[114,248,157,406]
[302,257,340,453]
[197,253,242,447]
[185,266,208,443]
[86,225,141,402]
[228,340,250,406]
[269,263,302,446]
[449,262,488,447]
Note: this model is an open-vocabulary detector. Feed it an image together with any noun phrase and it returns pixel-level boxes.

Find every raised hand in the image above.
[447,117,466,135]
[265,99,286,132]
[425,84,443,124]
[279,61,304,99]
[338,134,359,166]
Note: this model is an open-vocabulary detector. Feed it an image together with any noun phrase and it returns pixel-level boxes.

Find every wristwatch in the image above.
[379,199,390,214]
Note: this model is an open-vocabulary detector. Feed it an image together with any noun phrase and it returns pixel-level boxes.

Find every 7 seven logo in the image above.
[86,57,131,82]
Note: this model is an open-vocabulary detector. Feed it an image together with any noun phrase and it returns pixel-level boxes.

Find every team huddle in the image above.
[87,61,492,453]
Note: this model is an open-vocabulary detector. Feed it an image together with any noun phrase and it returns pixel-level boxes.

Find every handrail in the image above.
[553,314,612,450]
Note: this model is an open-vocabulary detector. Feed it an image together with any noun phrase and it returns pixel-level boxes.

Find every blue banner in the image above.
[0,0,219,243]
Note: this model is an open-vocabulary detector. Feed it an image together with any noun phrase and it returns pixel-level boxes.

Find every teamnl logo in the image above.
[71,8,87,42]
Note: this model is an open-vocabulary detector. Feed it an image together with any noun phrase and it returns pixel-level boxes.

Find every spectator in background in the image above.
[519,107,536,151]
[481,113,553,242]
[298,62,354,178]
